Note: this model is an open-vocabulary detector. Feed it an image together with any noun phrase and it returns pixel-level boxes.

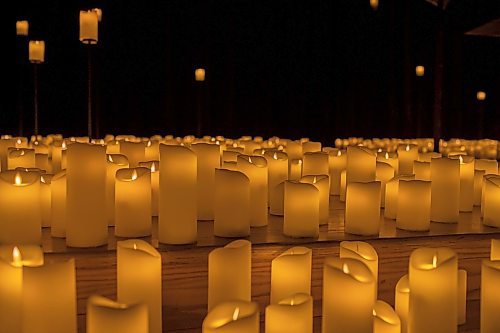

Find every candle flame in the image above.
[372,308,377,316]
[273,152,278,160]
[459,156,463,164]
[151,163,156,172]
[133,243,137,250]
[16,139,21,145]
[232,307,240,321]
[337,150,341,157]
[14,172,22,185]
[290,299,295,306]
[385,152,389,159]
[298,159,302,165]
[147,140,152,147]
[248,156,252,164]
[378,148,382,153]
[432,254,437,268]
[342,263,350,274]
[62,141,67,149]
[108,155,114,163]
[313,176,317,184]
[216,140,220,145]
[278,145,284,151]
[41,175,46,184]
[12,246,22,266]
[34,141,39,146]
[405,145,410,152]
[233,143,238,148]
[131,170,138,181]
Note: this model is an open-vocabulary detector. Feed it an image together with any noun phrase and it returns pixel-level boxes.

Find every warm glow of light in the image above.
[12,246,22,266]
[459,156,463,164]
[477,91,486,101]
[215,140,220,145]
[16,20,29,36]
[248,156,252,164]
[233,143,238,148]
[151,163,156,172]
[337,150,342,157]
[93,8,102,22]
[313,176,317,184]
[405,145,410,152]
[16,139,22,145]
[370,0,379,10]
[298,159,302,164]
[14,172,22,185]
[290,299,295,306]
[131,170,138,181]
[385,152,389,159]
[278,145,284,151]
[108,155,114,163]
[62,141,67,149]
[232,307,240,321]
[19,150,25,156]
[147,140,152,147]
[373,308,377,316]
[416,65,425,77]
[41,176,46,184]
[273,152,278,160]
[133,243,137,250]
[342,263,350,274]
[432,254,437,268]
[195,68,206,82]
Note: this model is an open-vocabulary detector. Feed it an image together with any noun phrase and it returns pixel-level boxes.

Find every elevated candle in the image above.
[79,10,98,44]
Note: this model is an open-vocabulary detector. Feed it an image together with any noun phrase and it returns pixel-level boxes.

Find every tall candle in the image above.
[376,161,395,208]
[302,151,329,178]
[145,139,160,161]
[483,176,500,228]
[265,293,313,333]
[115,168,151,237]
[7,148,35,169]
[16,20,29,36]
[237,155,268,227]
[86,295,148,333]
[266,151,288,215]
[51,140,66,173]
[384,175,415,220]
[481,259,500,333]
[0,138,16,171]
[203,301,259,333]
[346,146,376,184]
[159,144,197,244]
[413,160,430,181]
[431,157,460,223]
[106,140,121,154]
[28,40,45,63]
[481,174,500,217]
[300,175,329,225]
[345,181,381,236]
[79,10,98,44]
[285,140,303,161]
[397,180,431,231]
[208,240,251,310]
[373,300,401,333]
[191,143,220,220]
[51,170,67,238]
[340,241,378,299]
[377,151,399,176]
[40,174,53,227]
[284,181,319,238]
[458,269,467,325]
[340,170,347,201]
[288,159,303,181]
[22,259,77,333]
[492,239,500,260]
[395,274,410,333]
[214,169,250,237]
[120,141,146,167]
[35,153,50,172]
[117,240,162,333]
[329,149,347,195]
[473,159,498,205]
[0,170,41,244]
[106,154,129,225]
[408,247,457,333]
[66,143,107,247]
[456,155,475,212]
[138,160,159,216]
[322,257,375,333]
[270,246,312,304]
[398,144,419,175]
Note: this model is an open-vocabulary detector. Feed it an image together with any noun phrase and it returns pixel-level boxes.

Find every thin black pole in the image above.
[33,63,39,136]
[87,45,92,139]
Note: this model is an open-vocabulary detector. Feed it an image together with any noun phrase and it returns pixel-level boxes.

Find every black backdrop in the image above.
[8,0,500,144]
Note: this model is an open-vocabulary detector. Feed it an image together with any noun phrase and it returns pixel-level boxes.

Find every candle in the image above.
[22,259,77,333]
[106,154,130,225]
[431,157,460,223]
[138,161,159,216]
[265,293,313,333]
[481,259,500,333]
[222,150,240,164]
[455,155,475,212]
[376,161,395,208]
[214,169,250,237]
[458,269,467,325]
[302,141,322,153]
[159,144,197,244]
[413,160,430,180]
[340,170,347,201]
[415,65,425,76]
[115,168,151,237]
[35,153,50,172]
[208,240,251,310]
[492,239,500,260]
[51,170,67,237]
[270,247,312,304]
[106,140,121,154]
[329,149,346,195]
[80,10,99,44]
[397,180,431,231]
[0,170,41,244]
[0,138,16,171]
[7,148,35,170]
[203,301,259,333]
[395,275,410,333]
[373,300,401,333]
[284,181,319,238]
[266,151,288,215]
[195,68,206,81]
[28,40,45,63]
[346,146,376,184]
[40,174,53,227]
[66,143,107,247]
[340,241,378,299]
[191,143,221,220]
[144,140,160,161]
[302,151,329,178]
[408,247,458,333]
[288,159,303,181]
[300,175,329,225]
[237,155,268,227]
[483,176,500,227]
[398,144,419,175]
[120,141,146,167]
[473,170,486,206]
[16,20,29,36]
[285,140,303,160]
[385,175,414,220]
[322,257,376,333]
[345,181,381,236]
[377,151,399,175]
[117,240,162,333]
[86,295,148,333]
[473,159,498,205]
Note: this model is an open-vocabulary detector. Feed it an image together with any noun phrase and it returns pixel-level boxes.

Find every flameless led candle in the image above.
[191,143,220,220]
[51,170,66,237]
[481,259,500,333]
[373,300,401,333]
[106,140,121,154]
[398,144,419,175]
[397,180,431,231]
[35,153,50,172]
[385,174,415,220]
[7,148,35,169]
[40,174,52,227]
[329,149,346,195]
[481,174,500,217]
[492,239,500,260]
[0,138,16,171]
[16,20,29,36]
[322,257,375,333]
[409,247,458,333]
[120,141,146,167]
[284,181,319,238]
[483,177,500,227]
[395,275,410,333]
[458,269,467,325]
[138,161,159,216]
[214,169,250,237]
[377,151,399,175]
[474,159,498,205]
[118,240,162,333]
[285,140,303,160]
[300,175,329,225]
[195,68,206,81]
[340,170,347,201]
[115,168,151,237]
[345,181,381,236]
[80,10,98,44]
[288,159,303,181]
[340,241,378,299]
[145,140,160,161]
[106,154,129,225]
[0,170,41,244]
[208,240,251,310]
[22,259,77,333]
[266,151,288,215]
[413,160,430,180]
[237,155,268,227]
[346,146,376,184]
[28,40,45,63]
[265,293,313,333]
[302,141,321,153]
[302,151,329,178]
[270,247,312,304]
[431,157,460,223]
[376,161,395,208]
[86,295,148,333]
[454,155,475,212]
[159,144,197,244]
[66,143,107,247]
[203,301,259,333]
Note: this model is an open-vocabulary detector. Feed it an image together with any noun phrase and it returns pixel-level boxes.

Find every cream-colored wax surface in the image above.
[265,293,312,333]
[345,181,381,236]
[191,143,220,220]
[284,181,319,238]
[397,180,431,231]
[481,259,500,333]
[237,155,268,227]
[340,241,379,299]
[203,300,259,333]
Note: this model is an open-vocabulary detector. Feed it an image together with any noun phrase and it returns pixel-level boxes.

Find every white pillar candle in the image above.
[138,161,159,216]
[302,151,329,178]
[481,259,500,333]
[270,246,312,304]
[458,269,467,325]
[145,139,160,161]
[208,240,251,310]
[237,155,268,227]
[0,170,41,244]
[340,241,378,299]
[419,151,442,162]
[347,146,376,184]
[7,148,35,169]
[384,175,415,220]
[51,170,67,238]
[117,240,162,333]
[483,176,500,228]
[266,151,288,215]
[106,140,121,154]
[66,143,107,247]
[284,181,319,238]
[481,174,500,217]
[222,150,240,163]
[265,293,313,333]
[0,138,16,171]
[120,141,146,168]
[340,169,347,201]
[159,144,197,244]
[35,153,50,172]
[413,160,431,180]
[86,295,148,333]
[322,257,376,333]
[397,180,431,231]
[288,159,303,181]
[22,259,77,333]
[395,274,410,333]
[40,174,53,227]
[473,159,498,206]
[302,141,321,153]
[376,161,395,208]
[191,143,220,220]
[16,20,29,36]
[345,181,381,236]
[473,169,486,206]
[431,157,460,223]
[106,154,129,225]
[398,144,419,175]
[492,239,500,260]
[377,151,399,175]
[373,300,401,333]
[28,40,45,63]
[203,301,259,333]
[455,156,475,212]
[285,140,303,160]
[51,140,66,173]
[115,168,151,237]
[214,169,250,237]
[329,149,347,195]
[408,247,457,333]
[300,175,329,225]
[79,10,98,44]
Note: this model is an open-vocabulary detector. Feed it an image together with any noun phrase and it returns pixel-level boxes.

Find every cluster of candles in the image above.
[0,134,499,247]
[1,239,499,332]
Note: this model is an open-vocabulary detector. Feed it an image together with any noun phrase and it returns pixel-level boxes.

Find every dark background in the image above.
[8,0,500,144]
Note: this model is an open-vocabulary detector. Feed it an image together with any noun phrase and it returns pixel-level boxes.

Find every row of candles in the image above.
[1,239,500,332]
[0,134,499,247]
